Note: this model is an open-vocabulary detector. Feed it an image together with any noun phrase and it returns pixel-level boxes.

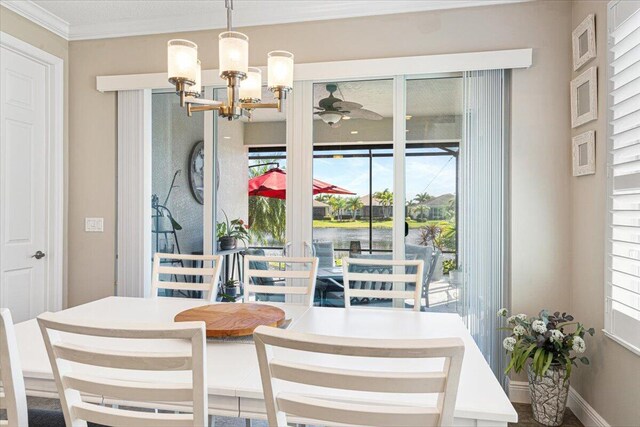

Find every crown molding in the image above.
[1,1,529,42]
[66,0,527,41]
[0,0,69,40]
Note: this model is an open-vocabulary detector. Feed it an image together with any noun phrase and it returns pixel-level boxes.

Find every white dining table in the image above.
[14,296,517,426]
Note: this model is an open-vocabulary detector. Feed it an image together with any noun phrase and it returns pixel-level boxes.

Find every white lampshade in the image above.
[239,67,262,101]
[267,51,294,89]
[219,31,248,76]
[167,39,198,83]
[186,60,202,96]
[320,112,342,125]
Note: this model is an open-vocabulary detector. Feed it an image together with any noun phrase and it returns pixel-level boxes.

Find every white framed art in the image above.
[572,130,595,176]
[572,14,596,71]
[571,66,597,128]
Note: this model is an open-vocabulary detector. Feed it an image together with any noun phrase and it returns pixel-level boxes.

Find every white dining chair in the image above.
[244,256,319,306]
[151,253,223,301]
[254,325,465,427]
[0,308,28,427]
[37,312,208,427]
[1,309,69,427]
[342,258,424,311]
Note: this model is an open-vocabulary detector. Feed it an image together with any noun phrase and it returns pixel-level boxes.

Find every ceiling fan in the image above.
[314,84,383,128]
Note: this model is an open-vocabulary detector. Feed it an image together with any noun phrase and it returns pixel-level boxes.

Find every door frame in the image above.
[0,32,64,311]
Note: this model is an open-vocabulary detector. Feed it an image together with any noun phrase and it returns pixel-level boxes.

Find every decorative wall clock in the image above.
[189,140,205,204]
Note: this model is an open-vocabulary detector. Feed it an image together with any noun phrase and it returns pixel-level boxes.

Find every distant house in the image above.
[411,193,455,220]
[313,199,330,219]
[358,195,389,219]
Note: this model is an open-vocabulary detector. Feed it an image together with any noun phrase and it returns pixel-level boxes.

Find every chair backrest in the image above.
[254,325,465,427]
[0,309,28,427]
[151,253,222,301]
[343,258,424,311]
[37,312,207,427]
[312,241,335,268]
[405,244,441,298]
[244,256,319,306]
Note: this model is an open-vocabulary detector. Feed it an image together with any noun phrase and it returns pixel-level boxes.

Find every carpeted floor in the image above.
[19,397,583,426]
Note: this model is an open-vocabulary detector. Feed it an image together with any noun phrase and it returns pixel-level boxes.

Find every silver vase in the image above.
[527,364,570,426]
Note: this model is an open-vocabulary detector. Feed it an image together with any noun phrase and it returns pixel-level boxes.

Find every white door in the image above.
[0,46,48,323]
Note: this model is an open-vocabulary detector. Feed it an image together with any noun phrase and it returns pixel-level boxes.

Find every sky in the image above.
[313,154,456,200]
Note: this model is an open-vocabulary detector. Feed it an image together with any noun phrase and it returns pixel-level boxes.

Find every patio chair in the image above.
[405,244,441,309]
[244,248,283,302]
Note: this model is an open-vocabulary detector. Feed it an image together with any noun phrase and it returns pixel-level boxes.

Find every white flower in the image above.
[497,308,508,317]
[507,315,516,324]
[513,325,526,336]
[532,320,547,334]
[503,337,516,352]
[516,313,528,321]
[572,336,586,353]
[550,329,565,343]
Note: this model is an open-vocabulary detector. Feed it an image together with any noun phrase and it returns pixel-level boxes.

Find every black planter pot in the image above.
[223,286,240,297]
[219,236,237,250]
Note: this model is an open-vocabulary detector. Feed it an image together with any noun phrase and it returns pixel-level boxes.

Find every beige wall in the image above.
[0,5,70,304]
[569,2,640,426]
[68,0,574,317]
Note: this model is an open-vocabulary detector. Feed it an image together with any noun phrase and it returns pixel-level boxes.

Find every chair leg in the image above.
[209,415,215,426]
[245,419,251,427]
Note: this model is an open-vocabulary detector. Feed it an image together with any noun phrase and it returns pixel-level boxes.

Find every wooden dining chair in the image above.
[151,253,223,301]
[244,256,319,306]
[254,325,465,427]
[37,312,208,427]
[342,258,424,311]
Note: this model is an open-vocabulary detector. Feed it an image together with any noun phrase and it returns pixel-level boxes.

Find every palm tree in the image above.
[328,196,347,221]
[373,189,393,219]
[413,192,433,205]
[414,204,430,221]
[248,164,286,245]
[345,196,364,220]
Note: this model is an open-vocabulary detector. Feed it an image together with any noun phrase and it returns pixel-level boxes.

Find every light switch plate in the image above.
[85,217,104,232]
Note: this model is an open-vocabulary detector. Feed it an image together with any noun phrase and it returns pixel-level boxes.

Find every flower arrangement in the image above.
[497,308,594,379]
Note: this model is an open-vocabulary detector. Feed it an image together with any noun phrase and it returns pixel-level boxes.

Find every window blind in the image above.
[606,1,640,353]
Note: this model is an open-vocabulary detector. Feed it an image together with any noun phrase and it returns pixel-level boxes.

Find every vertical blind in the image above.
[606,1,640,353]
[460,69,508,382]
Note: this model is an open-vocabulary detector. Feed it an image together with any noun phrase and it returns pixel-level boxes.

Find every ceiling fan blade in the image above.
[313,106,324,110]
[333,101,362,111]
[348,108,383,120]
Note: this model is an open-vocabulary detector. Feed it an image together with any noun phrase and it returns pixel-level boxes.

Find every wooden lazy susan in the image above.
[174,303,286,338]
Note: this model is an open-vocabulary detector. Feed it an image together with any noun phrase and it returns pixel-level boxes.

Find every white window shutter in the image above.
[605,1,640,354]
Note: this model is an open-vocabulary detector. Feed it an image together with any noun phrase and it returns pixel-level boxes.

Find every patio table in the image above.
[13,296,517,426]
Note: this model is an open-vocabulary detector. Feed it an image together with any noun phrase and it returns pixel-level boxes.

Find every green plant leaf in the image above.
[580,357,590,365]
[541,351,553,376]
[169,216,182,231]
[532,348,543,376]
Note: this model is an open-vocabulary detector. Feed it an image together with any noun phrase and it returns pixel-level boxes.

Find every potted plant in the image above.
[220,279,241,301]
[497,308,594,426]
[217,211,249,250]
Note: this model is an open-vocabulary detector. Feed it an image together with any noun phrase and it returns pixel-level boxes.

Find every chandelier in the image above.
[166,0,294,120]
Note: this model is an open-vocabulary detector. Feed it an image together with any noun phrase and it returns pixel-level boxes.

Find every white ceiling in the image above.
[2,0,528,41]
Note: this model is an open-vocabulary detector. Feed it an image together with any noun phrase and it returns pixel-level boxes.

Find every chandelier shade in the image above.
[186,60,202,96]
[240,67,262,101]
[219,31,249,76]
[267,51,294,89]
[167,39,198,84]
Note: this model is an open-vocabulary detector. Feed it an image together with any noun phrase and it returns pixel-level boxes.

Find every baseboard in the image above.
[508,380,610,427]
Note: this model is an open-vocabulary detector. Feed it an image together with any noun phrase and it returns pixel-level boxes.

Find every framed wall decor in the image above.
[571,66,597,128]
[572,14,596,71]
[572,130,595,176]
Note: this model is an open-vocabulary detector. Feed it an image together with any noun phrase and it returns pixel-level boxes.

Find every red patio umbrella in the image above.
[248,168,354,199]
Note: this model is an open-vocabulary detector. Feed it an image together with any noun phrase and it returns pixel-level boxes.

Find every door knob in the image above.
[31,251,45,260]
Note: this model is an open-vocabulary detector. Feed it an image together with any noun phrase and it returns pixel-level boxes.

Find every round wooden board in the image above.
[174,303,286,337]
